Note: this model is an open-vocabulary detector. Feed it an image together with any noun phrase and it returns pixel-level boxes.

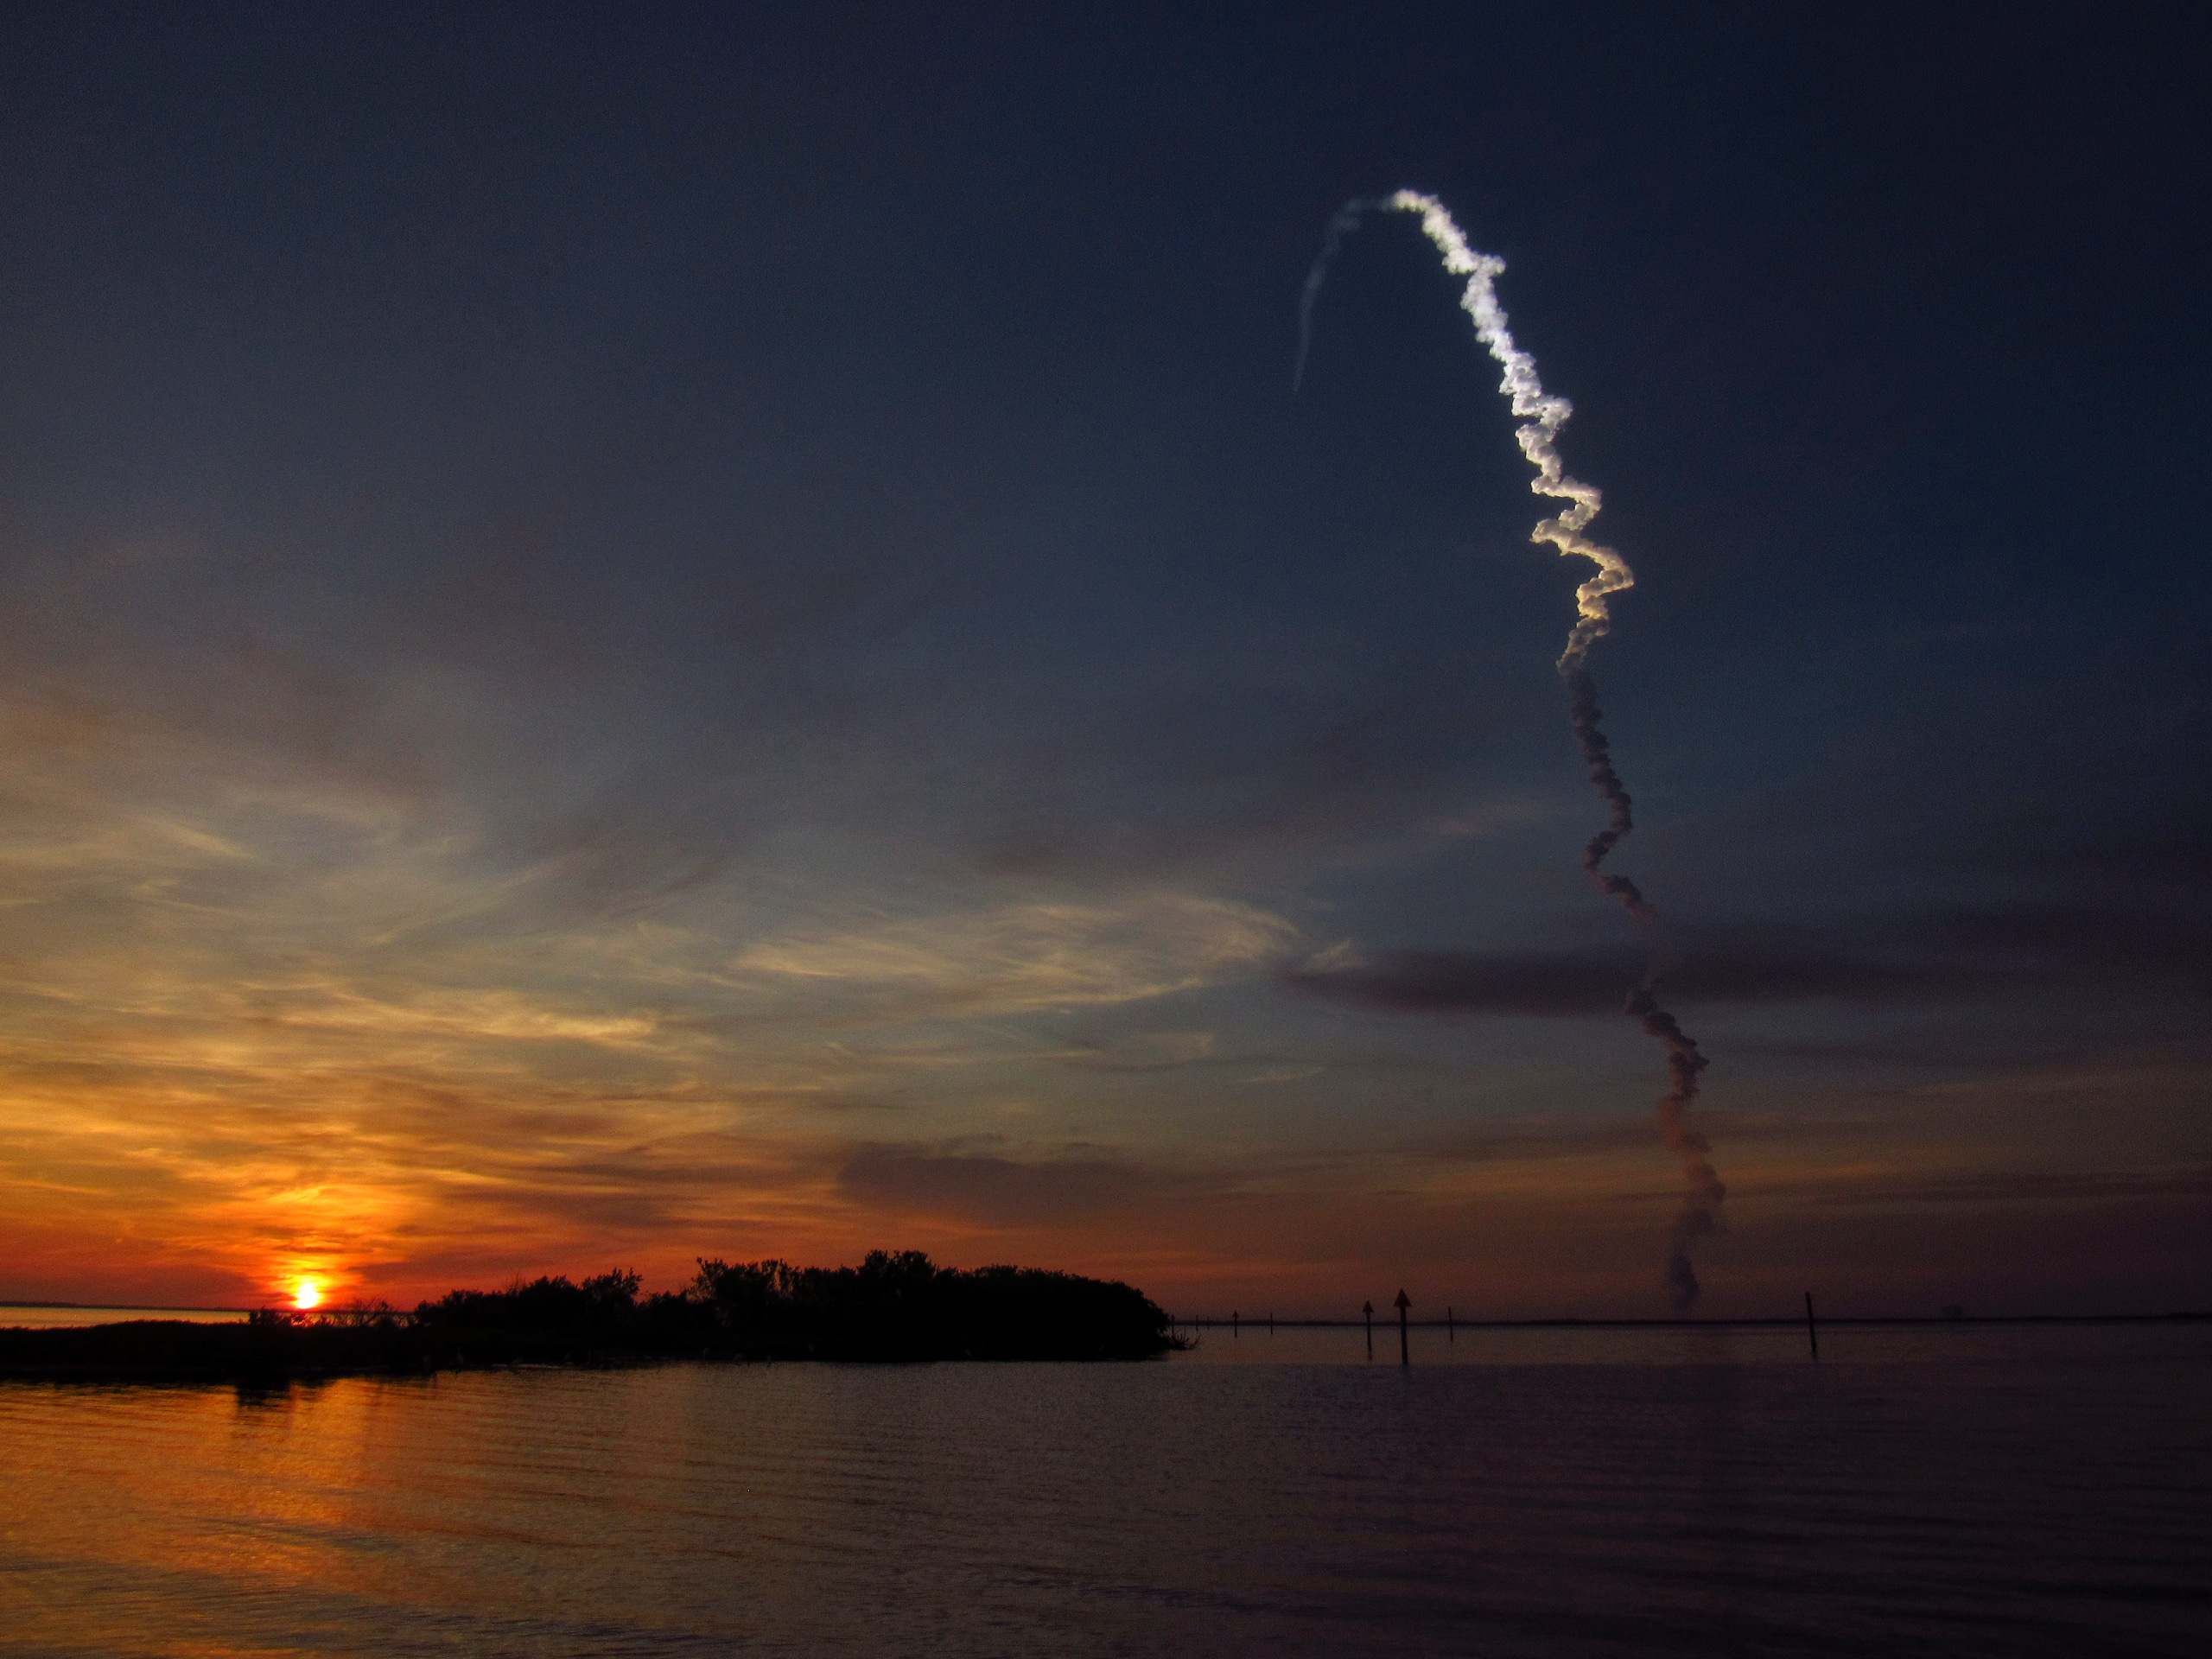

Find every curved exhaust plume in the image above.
[1300,190,1724,1307]
[1294,201,1366,394]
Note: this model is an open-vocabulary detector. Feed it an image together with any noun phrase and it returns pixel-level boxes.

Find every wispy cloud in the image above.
[734,893,1297,1017]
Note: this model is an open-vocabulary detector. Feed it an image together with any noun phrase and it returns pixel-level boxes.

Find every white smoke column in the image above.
[1379,190,1632,670]
[1300,191,1724,1306]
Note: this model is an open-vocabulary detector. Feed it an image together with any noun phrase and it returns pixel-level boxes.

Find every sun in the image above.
[292,1281,321,1311]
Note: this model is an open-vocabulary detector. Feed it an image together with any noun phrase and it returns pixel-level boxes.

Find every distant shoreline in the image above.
[1,1255,1185,1376]
[0,1302,248,1313]
[1172,1312,2211,1328]
[7,1306,2204,1325]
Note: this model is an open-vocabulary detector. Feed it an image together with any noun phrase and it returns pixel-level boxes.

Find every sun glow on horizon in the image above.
[292,1280,321,1311]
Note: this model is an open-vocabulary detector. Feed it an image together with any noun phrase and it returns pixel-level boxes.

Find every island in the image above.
[0,1251,1183,1378]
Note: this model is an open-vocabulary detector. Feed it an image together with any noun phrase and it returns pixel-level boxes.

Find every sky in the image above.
[3,3,2206,1319]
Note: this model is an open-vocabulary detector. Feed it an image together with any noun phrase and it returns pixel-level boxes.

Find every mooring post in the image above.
[1268,1311,1274,1334]
[1395,1289,1411,1366]
[1447,1305,1455,1342]
[1232,1310,1239,1339]
[1363,1300,1374,1360]
[1804,1291,1820,1363]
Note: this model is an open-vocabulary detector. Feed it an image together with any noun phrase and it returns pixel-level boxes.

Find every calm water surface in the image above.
[3,1322,2205,1656]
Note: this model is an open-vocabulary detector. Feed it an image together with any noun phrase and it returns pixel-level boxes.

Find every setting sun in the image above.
[292,1281,321,1311]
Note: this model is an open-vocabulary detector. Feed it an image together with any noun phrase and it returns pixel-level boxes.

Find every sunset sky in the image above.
[3,5,2205,1318]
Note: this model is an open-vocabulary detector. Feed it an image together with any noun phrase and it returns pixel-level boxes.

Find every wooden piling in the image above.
[1804,1291,1820,1362]
[1395,1289,1410,1366]
[1363,1300,1374,1360]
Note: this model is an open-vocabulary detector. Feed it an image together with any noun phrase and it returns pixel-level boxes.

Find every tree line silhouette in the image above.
[0,1252,1181,1378]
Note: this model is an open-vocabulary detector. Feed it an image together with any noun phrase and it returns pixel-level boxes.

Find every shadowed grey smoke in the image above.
[1564,663,1720,1304]
[1564,655,1719,1308]
[1624,982,1721,1309]
[1562,664,1654,922]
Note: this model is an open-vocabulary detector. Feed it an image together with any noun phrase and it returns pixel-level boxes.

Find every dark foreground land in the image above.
[0,1252,1180,1378]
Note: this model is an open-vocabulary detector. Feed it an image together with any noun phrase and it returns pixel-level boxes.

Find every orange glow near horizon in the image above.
[293,1281,321,1311]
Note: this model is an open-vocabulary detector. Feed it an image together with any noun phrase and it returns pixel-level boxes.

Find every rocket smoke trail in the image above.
[1300,190,1724,1306]
[1293,201,1365,394]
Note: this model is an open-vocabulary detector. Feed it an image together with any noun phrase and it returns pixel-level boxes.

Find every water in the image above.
[2,1323,2204,1656]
